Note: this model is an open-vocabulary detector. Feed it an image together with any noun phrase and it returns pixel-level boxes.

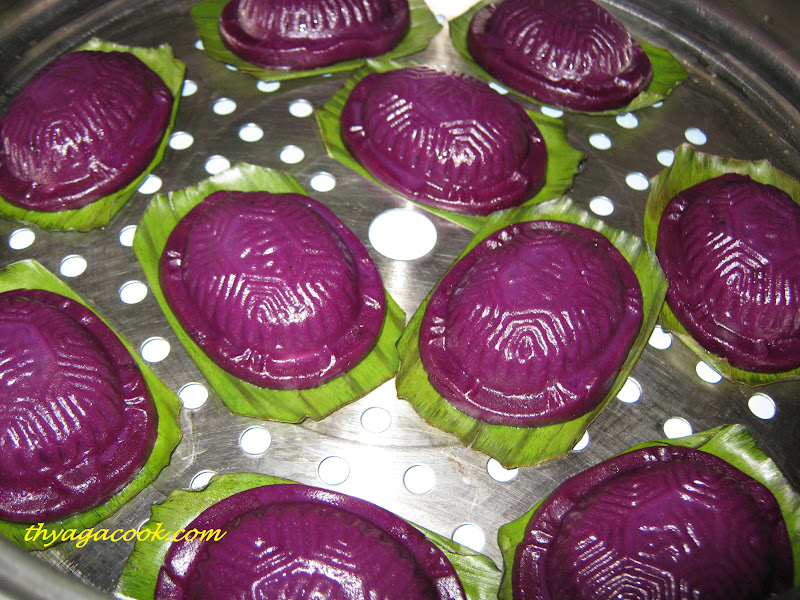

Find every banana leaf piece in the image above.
[448,0,687,115]
[117,472,501,600]
[496,424,800,599]
[133,162,404,423]
[190,0,441,81]
[0,259,182,550]
[396,196,667,468]
[316,58,584,232]
[0,38,185,232]
[643,143,800,386]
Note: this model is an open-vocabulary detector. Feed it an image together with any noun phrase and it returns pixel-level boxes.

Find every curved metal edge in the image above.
[603,0,800,152]
[0,537,110,600]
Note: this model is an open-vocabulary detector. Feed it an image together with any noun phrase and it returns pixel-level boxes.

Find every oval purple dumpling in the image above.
[154,484,466,600]
[0,289,157,522]
[657,173,800,372]
[219,0,410,70]
[341,66,547,215]
[0,50,173,212]
[420,220,642,426]
[160,190,386,389]
[467,0,653,111]
[513,445,794,599]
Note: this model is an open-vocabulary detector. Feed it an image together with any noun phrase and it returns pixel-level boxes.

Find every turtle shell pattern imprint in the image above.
[656,173,800,372]
[420,220,642,426]
[0,289,157,522]
[155,484,467,600]
[341,66,547,215]
[467,0,653,111]
[219,0,410,70]
[513,446,794,600]
[160,191,386,390]
[0,51,173,211]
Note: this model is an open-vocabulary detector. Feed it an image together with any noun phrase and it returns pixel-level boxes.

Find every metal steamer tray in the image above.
[1,0,799,598]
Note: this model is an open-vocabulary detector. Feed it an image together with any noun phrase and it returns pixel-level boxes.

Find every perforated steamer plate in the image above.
[0,0,799,598]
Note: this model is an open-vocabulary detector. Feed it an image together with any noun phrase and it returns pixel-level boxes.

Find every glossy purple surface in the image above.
[160,190,386,389]
[0,289,157,522]
[341,66,547,215]
[657,173,800,372]
[155,484,466,600]
[0,50,172,211]
[513,445,793,599]
[419,220,642,426]
[467,0,653,111]
[219,0,409,70]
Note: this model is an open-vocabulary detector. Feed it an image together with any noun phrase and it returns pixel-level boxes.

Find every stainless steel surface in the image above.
[1,0,799,597]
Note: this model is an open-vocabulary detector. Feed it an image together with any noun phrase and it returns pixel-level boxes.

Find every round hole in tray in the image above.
[169,131,194,150]
[213,97,237,115]
[119,280,148,304]
[8,228,35,250]
[657,149,675,166]
[240,426,272,455]
[486,458,518,483]
[572,430,590,452]
[181,79,198,97]
[279,145,304,164]
[685,127,708,145]
[257,80,281,93]
[118,225,137,247]
[648,325,672,349]
[404,464,435,494]
[695,361,722,384]
[289,99,314,118]
[318,456,350,485]
[59,254,87,277]
[663,417,693,439]
[369,209,437,261]
[138,174,162,194]
[589,195,614,215]
[205,155,231,175]
[748,393,776,420]
[540,106,563,118]
[616,377,642,403]
[179,382,209,410]
[616,112,639,129]
[190,470,216,490]
[360,406,392,433]
[194,39,204,51]
[310,172,336,192]
[625,172,650,191]
[452,523,486,552]
[238,123,264,143]
[589,133,612,150]
[140,336,171,363]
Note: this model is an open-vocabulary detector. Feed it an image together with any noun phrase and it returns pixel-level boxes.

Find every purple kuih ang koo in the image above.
[513,445,793,599]
[420,220,642,426]
[467,0,653,111]
[154,484,466,600]
[0,289,157,522]
[160,190,386,390]
[0,50,172,211]
[341,66,548,216]
[657,173,800,373]
[219,0,410,70]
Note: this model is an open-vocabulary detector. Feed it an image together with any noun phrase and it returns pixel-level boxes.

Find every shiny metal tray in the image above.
[1,0,799,598]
